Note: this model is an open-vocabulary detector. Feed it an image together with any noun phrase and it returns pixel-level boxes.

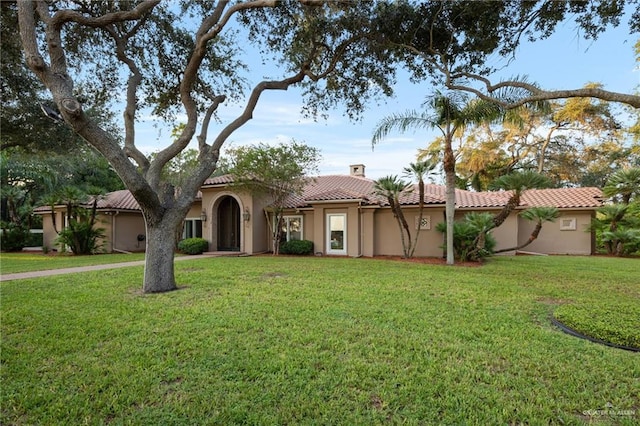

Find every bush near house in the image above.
[436,214,497,262]
[178,238,209,255]
[0,223,30,252]
[280,239,313,255]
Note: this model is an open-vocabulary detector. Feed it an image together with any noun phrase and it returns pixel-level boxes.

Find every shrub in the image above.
[436,213,496,262]
[178,237,209,255]
[56,221,106,255]
[0,223,30,252]
[280,239,313,255]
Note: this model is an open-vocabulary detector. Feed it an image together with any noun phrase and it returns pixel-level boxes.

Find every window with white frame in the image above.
[183,219,203,239]
[559,217,577,231]
[279,216,303,242]
[326,213,347,255]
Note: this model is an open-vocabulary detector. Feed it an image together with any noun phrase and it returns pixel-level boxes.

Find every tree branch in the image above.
[447,75,640,109]
[103,24,149,172]
[50,0,160,29]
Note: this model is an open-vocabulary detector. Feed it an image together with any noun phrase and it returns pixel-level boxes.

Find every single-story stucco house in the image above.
[36,164,604,256]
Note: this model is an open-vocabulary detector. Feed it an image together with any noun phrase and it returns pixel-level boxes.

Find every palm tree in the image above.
[494,207,560,253]
[403,160,437,257]
[601,228,640,256]
[603,167,640,204]
[373,175,413,258]
[373,92,502,265]
[593,204,632,254]
[489,170,552,229]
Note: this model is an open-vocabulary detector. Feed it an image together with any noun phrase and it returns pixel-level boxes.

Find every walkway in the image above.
[0,253,233,282]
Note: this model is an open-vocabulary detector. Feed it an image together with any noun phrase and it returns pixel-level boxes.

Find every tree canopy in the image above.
[373,1,640,108]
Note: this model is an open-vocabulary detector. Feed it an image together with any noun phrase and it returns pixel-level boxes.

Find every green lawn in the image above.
[1,255,638,425]
[0,252,147,274]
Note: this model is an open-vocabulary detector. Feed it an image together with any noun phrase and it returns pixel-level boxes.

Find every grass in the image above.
[1,255,639,425]
[0,252,147,274]
[554,302,640,349]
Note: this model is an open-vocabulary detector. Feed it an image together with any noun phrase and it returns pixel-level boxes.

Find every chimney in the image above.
[350,164,365,177]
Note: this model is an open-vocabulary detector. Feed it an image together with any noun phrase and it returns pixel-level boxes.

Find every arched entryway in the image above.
[217,195,241,251]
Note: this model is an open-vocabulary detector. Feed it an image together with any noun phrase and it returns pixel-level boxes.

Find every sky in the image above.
[135,12,639,183]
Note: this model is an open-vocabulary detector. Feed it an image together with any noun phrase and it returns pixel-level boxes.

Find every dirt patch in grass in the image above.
[536,297,572,305]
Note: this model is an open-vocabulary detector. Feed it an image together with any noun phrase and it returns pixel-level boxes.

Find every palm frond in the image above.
[371,110,435,148]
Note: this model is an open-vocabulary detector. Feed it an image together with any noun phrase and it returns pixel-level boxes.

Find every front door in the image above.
[217,196,240,251]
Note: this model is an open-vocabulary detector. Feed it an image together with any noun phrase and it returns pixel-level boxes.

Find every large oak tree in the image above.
[17,0,402,293]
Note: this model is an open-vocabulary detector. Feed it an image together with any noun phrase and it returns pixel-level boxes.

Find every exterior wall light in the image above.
[200,210,207,222]
[243,208,251,222]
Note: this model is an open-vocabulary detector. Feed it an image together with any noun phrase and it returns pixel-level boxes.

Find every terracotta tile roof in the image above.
[408,185,508,208]
[306,187,370,202]
[285,175,376,208]
[281,175,603,210]
[95,190,140,210]
[519,187,603,208]
[34,189,142,213]
[203,174,235,186]
[35,174,603,214]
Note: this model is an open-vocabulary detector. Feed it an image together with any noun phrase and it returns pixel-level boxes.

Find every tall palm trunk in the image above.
[409,179,425,258]
[443,141,456,265]
[492,194,520,229]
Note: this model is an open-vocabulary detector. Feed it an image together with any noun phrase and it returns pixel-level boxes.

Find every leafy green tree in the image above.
[226,141,320,255]
[373,92,502,265]
[454,92,624,189]
[372,1,639,108]
[601,227,640,256]
[1,147,123,244]
[1,3,118,154]
[373,175,413,258]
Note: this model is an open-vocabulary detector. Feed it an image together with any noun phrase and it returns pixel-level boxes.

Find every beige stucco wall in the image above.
[372,207,445,257]
[248,195,270,254]
[184,202,203,223]
[110,212,146,252]
[517,210,595,255]
[301,210,315,246]
[39,210,145,253]
[41,212,61,251]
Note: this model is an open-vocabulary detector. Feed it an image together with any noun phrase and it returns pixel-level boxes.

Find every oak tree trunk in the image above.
[142,216,182,293]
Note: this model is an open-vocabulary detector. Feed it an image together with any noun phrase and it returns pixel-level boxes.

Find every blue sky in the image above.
[136,16,639,183]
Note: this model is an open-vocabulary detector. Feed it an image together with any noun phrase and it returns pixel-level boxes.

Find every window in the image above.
[327,213,347,255]
[183,219,203,239]
[280,216,303,242]
[560,217,577,231]
[415,215,431,230]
